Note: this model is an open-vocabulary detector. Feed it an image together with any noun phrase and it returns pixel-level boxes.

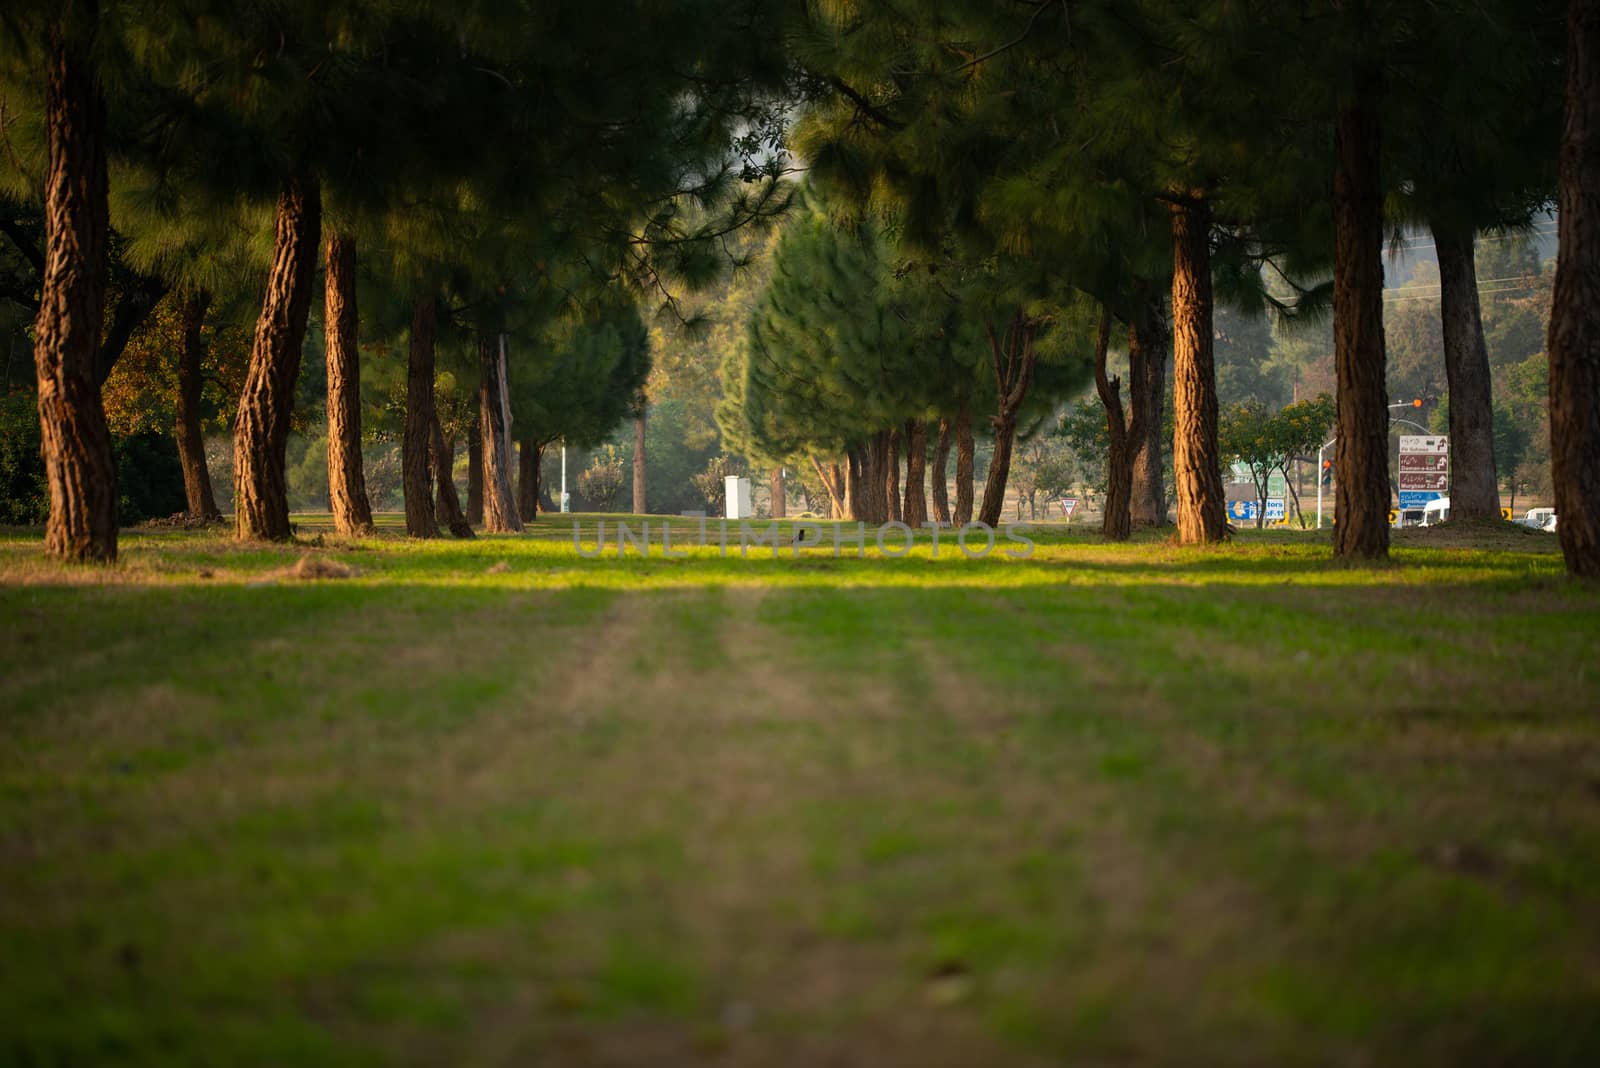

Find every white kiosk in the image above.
[724,476,753,520]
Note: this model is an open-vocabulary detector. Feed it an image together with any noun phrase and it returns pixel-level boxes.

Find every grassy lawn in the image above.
[2,517,1597,1066]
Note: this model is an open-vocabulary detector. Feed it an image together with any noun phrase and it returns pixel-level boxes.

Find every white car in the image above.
[1518,507,1557,532]
[1418,497,1450,527]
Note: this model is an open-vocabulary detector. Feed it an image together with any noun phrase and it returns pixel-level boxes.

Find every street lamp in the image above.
[1316,400,1422,529]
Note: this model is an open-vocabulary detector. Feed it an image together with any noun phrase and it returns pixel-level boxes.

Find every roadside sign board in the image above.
[1228,500,1258,521]
[1398,471,1449,492]
[1264,499,1286,521]
[1061,497,1078,517]
[1399,435,1448,455]
[1398,435,1448,508]
[1267,472,1288,498]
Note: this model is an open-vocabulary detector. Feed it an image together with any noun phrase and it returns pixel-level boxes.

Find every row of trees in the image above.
[5,0,792,561]
[744,0,1596,575]
[8,1,1600,577]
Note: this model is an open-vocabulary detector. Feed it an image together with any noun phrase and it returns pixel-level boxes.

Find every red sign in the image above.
[1062,497,1079,517]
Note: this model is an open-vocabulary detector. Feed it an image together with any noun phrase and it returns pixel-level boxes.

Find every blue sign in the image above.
[1228,500,1258,521]
[1398,491,1444,509]
[1264,499,1286,521]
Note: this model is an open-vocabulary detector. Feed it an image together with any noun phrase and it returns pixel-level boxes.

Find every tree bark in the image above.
[977,311,1039,528]
[808,454,845,518]
[234,176,320,541]
[1170,194,1228,544]
[478,332,523,532]
[324,231,373,535]
[632,400,647,514]
[467,413,484,525]
[844,447,861,521]
[885,426,902,523]
[770,466,786,518]
[34,17,117,562]
[1094,310,1132,541]
[175,289,220,520]
[430,413,474,538]
[903,419,928,527]
[1331,89,1392,561]
[1128,295,1168,526]
[1549,0,1600,577]
[403,290,441,538]
[1432,227,1500,520]
[863,432,891,524]
[930,417,952,524]
[954,398,975,526]
[518,434,539,522]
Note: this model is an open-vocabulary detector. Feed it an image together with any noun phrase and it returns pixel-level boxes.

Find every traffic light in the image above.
[1321,460,1332,487]
[1412,398,1422,408]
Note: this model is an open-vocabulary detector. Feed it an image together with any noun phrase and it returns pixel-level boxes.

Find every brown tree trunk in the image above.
[234,176,320,541]
[1549,0,1600,577]
[903,419,928,527]
[977,311,1039,527]
[954,398,975,526]
[466,414,484,525]
[478,333,523,532]
[34,19,117,562]
[1433,227,1500,521]
[844,447,862,521]
[809,455,845,519]
[175,289,220,520]
[885,427,902,523]
[1094,310,1132,542]
[930,417,952,524]
[518,434,539,522]
[1331,89,1392,561]
[863,432,891,524]
[324,232,373,535]
[403,290,441,538]
[1170,194,1228,545]
[632,401,647,514]
[1128,295,1168,527]
[430,413,474,538]
[770,466,786,518]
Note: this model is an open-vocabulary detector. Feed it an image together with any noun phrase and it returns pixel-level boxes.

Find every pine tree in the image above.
[1549,0,1600,576]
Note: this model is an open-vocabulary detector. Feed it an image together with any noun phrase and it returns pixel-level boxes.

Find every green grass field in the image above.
[3,517,1598,1066]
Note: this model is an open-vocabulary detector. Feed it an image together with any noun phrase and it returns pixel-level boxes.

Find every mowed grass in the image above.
[1,515,1598,1066]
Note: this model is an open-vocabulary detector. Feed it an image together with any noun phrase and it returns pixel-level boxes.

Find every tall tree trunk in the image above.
[884,427,902,522]
[978,311,1039,527]
[903,419,928,527]
[632,400,647,514]
[1331,87,1391,561]
[1128,295,1168,526]
[34,17,116,562]
[1094,310,1132,541]
[478,333,523,532]
[234,176,320,541]
[1549,0,1600,577]
[430,413,474,538]
[403,290,441,538]
[466,413,484,525]
[809,454,845,519]
[954,398,975,526]
[858,432,891,524]
[1169,194,1228,544]
[770,466,786,518]
[324,231,373,535]
[930,417,952,524]
[175,289,220,520]
[1433,226,1500,520]
[844,447,862,521]
[518,433,539,522]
